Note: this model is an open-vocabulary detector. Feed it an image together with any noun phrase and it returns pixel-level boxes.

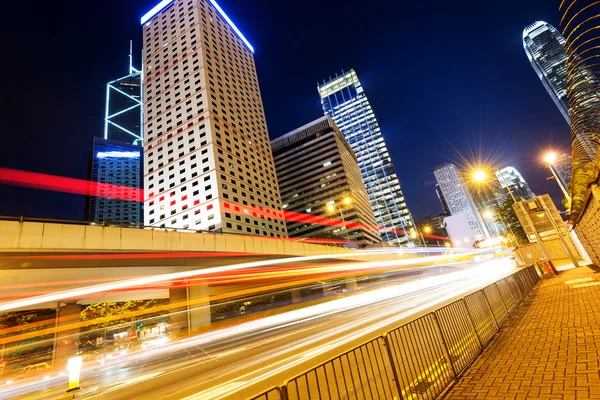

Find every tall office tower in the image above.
[272,116,380,245]
[495,167,534,202]
[87,50,143,225]
[105,46,143,145]
[435,183,450,216]
[87,138,143,224]
[434,164,490,241]
[523,21,570,123]
[141,0,286,237]
[553,153,573,189]
[470,179,505,238]
[318,70,414,245]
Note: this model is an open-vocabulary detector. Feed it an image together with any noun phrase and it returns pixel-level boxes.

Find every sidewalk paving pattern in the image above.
[446,266,600,399]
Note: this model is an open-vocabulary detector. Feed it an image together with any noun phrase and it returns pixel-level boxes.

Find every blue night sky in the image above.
[1,0,570,220]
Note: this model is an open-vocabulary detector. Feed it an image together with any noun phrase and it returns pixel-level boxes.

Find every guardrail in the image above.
[250,265,539,400]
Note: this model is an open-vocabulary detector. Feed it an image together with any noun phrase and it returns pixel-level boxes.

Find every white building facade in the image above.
[141,0,287,237]
[434,164,490,242]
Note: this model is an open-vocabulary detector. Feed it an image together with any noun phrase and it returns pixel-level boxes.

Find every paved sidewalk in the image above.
[446,266,600,399]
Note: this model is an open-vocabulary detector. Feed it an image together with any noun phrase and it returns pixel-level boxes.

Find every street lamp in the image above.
[326,196,352,241]
[423,226,432,234]
[472,167,517,202]
[543,151,571,204]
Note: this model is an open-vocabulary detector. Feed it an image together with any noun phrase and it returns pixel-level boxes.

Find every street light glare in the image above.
[544,152,558,165]
[424,226,432,234]
[483,210,493,219]
[326,205,335,212]
[342,196,352,205]
[473,170,487,182]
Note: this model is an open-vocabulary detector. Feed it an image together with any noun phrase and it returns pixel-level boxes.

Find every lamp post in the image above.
[327,196,352,241]
[543,152,571,204]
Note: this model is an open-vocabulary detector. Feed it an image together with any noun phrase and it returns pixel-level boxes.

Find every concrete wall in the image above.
[0,221,413,263]
[574,184,600,265]
[0,220,347,257]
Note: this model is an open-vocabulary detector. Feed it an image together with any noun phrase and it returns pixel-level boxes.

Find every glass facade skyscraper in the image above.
[495,167,534,202]
[87,138,143,224]
[523,21,570,123]
[318,70,414,245]
[87,51,144,225]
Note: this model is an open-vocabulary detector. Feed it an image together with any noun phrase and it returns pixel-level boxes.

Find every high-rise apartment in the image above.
[141,0,286,237]
[523,21,570,123]
[434,164,490,241]
[272,116,380,245]
[318,70,414,245]
[87,52,143,225]
[495,166,534,202]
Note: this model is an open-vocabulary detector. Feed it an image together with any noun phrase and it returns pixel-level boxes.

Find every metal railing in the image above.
[250,265,540,400]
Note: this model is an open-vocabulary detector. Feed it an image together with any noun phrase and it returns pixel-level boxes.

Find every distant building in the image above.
[434,164,490,242]
[553,153,573,189]
[495,166,534,202]
[318,69,414,245]
[87,138,143,224]
[272,116,380,245]
[435,183,450,216]
[523,21,570,123]
[470,179,505,238]
[87,50,143,225]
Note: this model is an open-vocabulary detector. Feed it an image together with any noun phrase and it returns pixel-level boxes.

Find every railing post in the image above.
[382,334,405,400]
[462,299,484,348]
[481,289,500,330]
[431,312,459,378]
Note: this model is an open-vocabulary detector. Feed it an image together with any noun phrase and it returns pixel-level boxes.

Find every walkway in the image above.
[446,265,600,399]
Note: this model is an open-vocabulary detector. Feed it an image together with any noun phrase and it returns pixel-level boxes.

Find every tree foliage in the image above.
[80,299,169,332]
[498,198,528,245]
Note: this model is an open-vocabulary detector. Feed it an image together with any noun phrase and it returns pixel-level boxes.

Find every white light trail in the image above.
[0,249,477,312]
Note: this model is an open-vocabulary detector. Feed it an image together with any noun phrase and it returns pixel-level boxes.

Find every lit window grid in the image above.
[319,71,415,245]
[141,0,286,237]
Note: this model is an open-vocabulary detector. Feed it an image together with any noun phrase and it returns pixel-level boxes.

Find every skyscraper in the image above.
[105,45,143,145]
[435,183,450,216]
[318,70,414,245]
[87,138,143,224]
[87,49,143,225]
[141,0,286,237]
[434,164,490,241]
[272,116,380,245]
[553,153,573,189]
[470,179,505,238]
[495,167,534,202]
[523,21,570,123]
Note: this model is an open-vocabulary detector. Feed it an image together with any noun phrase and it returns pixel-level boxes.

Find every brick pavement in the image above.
[446,266,600,400]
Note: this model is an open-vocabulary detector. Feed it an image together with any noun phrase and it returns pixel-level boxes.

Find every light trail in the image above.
[0,168,450,242]
[0,249,475,312]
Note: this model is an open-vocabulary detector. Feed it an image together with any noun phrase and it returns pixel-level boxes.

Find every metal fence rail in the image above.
[250,265,540,400]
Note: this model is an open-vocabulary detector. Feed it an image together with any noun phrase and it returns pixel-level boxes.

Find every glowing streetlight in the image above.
[444,242,451,247]
[423,226,432,234]
[543,151,571,204]
[544,151,558,165]
[326,196,352,241]
[482,210,494,219]
[472,170,487,183]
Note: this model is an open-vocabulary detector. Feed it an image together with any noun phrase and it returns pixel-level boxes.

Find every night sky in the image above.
[1,0,570,221]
